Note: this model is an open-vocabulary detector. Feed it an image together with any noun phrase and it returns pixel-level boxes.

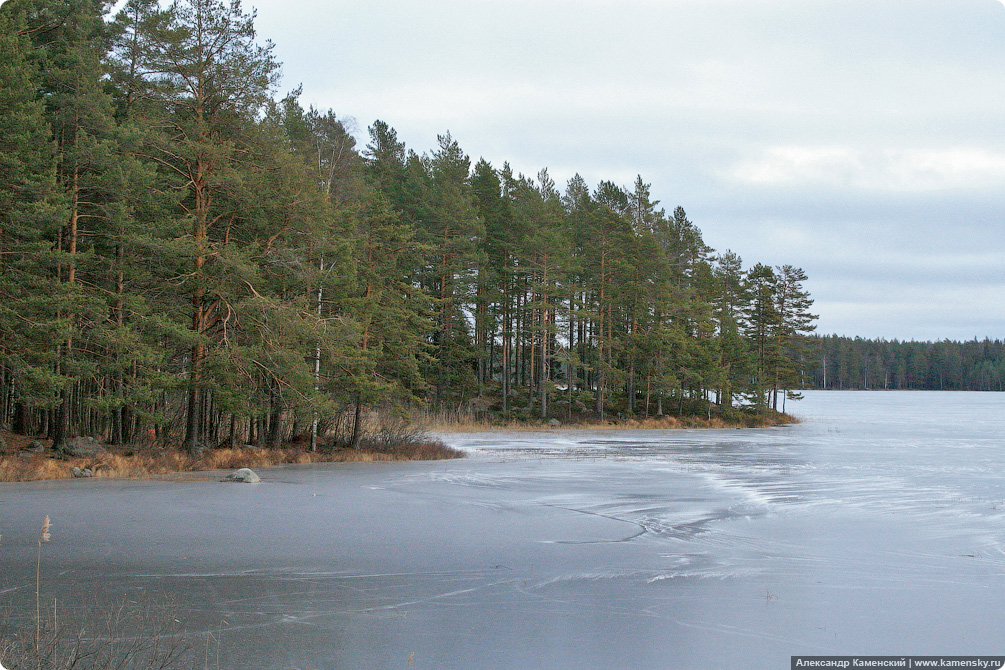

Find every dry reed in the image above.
[35,515,50,653]
[2,594,198,670]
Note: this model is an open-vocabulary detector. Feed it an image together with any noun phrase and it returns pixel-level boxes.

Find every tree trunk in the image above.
[13,401,27,435]
[51,390,70,452]
[350,394,362,449]
[645,377,651,418]
[628,361,635,415]
[268,397,283,449]
[185,387,200,451]
[502,292,510,415]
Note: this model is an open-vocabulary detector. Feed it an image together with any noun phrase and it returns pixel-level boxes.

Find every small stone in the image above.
[223,468,261,483]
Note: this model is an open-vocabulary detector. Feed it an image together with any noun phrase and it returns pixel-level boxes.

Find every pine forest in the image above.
[807,336,1005,392]
[0,0,821,454]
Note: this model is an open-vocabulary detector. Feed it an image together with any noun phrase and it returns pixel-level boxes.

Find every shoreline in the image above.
[0,412,796,483]
[425,412,798,433]
[0,435,464,483]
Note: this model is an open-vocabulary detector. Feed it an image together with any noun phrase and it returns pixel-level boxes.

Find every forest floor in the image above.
[0,431,464,483]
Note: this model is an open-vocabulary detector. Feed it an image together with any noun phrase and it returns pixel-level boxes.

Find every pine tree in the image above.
[38,0,141,449]
[0,5,67,433]
[133,0,281,451]
[744,263,778,409]
[469,158,504,389]
[418,133,483,405]
[582,187,634,420]
[711,251,754,407]
[511,169,569,417]
[628,175,659,234]
[771,264,817,409]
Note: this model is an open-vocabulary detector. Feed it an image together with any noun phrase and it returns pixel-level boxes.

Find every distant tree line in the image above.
[805,336,1005,391]
[0,0,817,452]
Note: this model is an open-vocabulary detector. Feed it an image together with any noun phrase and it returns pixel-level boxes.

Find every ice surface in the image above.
[2,391,1004,669]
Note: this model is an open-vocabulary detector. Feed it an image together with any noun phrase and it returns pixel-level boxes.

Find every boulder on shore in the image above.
[223,468,261,483]
[24,440,46,453]
[59,436,110,458]
[70,466,94,478]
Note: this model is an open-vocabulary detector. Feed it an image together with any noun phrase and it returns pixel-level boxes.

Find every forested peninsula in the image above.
[0,0,818,467]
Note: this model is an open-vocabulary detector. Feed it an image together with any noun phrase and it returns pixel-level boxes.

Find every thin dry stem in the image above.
[36,515,51,656]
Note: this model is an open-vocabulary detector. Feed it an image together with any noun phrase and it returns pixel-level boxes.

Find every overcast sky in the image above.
[244,0,1004,341]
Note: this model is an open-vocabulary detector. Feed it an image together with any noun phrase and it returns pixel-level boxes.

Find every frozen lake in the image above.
[2,391,1004,669]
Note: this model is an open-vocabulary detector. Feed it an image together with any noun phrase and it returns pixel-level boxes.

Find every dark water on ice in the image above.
[2,391,1004,669]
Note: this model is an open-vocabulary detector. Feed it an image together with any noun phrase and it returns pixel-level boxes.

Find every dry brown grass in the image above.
[0,434,464,483]
[425,412,797,433]
[424,417,557,432]
[2,594,199,670]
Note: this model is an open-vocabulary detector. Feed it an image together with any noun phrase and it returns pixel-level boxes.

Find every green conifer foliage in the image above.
[133,0,281,450]
[0,0,825,445]
[0,5,67,433]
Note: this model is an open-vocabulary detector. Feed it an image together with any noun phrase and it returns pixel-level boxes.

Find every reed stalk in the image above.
[35,515,51,660]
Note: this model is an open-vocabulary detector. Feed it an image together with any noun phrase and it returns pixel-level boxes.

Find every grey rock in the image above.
[223,468,261,483]
[547,419,562,428]
[24,440,46,453]
[60,436,110,458]
[0,436,6,451]
[70,467,94,478]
